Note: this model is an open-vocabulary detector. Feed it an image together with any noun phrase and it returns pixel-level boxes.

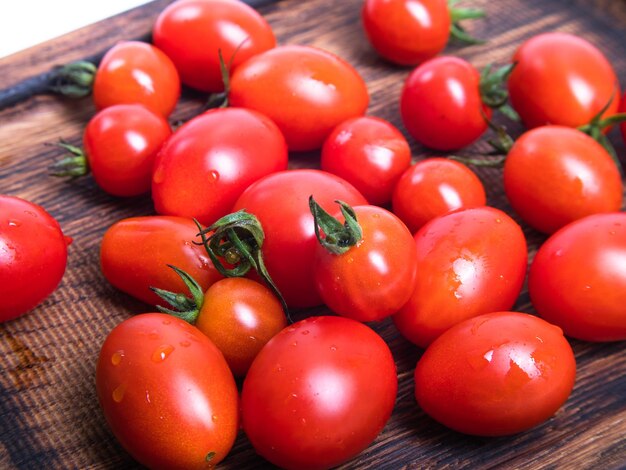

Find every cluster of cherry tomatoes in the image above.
[2,0,626,468]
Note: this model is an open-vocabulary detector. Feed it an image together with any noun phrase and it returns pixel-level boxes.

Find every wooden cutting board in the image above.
[1,0,625,468]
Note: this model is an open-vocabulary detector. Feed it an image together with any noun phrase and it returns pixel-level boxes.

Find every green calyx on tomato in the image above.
[205,49,233,110]
[48,60,97,98]
[151,264,205,323]
[479,63,520,122]
[448,0,485,45]
[309,196,362,255]
[49,140,89,177]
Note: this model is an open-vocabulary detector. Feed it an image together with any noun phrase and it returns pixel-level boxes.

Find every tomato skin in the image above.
[83,104,171,197]
[232,170,367,308]
[392,157,486,234]
[393,206,527,348]
[229,45,369,151]
[241,316,397,470]
[0,196,69,322]
[320,116,411,205]
[503,126,622,234]
[100,216,222,307]
[96,313,239,469]
[529,213,626,341]
[314,205,417,322]
[195,277,287,377]
[93,41,180,117]
[152,107,288,226]
[400,56,491,151]
[508,32,620,129]
[362,0,450,65]
[153,0,275,92]
[415,311,576,436]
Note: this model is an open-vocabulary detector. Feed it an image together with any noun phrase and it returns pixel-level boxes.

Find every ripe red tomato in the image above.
[529,213,626,341]
[153,0,275,92]
[96,313,238,469]
[241,315,397,470]
[0,196,70,322]
[313,203,417,322]
[100,216,222,306]
[233,170,367,308]
[393,206,527,348]
[362,0,450,65]
[152,107,288,226]
[195,277,287,377]
[401,56,490,150]
[81,104,171,197]
[503,126,622,234]
[508,32,620,129]
[415,311,576,436]
[229,45,369,151]
[93,41,180,117]
[320,116,411,205]
[392,157,486,234]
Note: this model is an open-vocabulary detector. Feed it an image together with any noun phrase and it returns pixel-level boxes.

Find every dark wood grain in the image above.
[1,1,625,469]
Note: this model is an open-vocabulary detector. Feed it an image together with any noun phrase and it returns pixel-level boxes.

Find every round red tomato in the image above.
[152,107,288,226]
[393,206,527,348]
[233,169,367,308]
[0,195,70,322]
[241,315,397,470]
[362,0,450,65]
[508,32,620,129]
[415,311,576,436]
[96,313,238,469]
[401,56,491,150]
[529,213,626,341]
[392,157,486,234]
[100,216,222,306]
[320,116,411,205]
[153,0,275,92]
[229,45,369,151]
[93,41,180,117]
[503,126,622,234]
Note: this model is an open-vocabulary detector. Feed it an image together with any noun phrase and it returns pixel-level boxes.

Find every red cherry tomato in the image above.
[100,216,222,307]
[392,157,486,234]
[529,212,626,341]
[320,116,411,205]
[96,313,238,469]
[241,315,397,470]
[508,32,620,129]
[503,126,622,234]
[401,56,490,150]
[415,311,576,436]
[0,196,70,322]
[362,0,450,65]
[229,45,369,151]
[393,206,527,348]
[82,104,171,197]
[93,41,180,117]
[152,107,288,226]
[232,170,367,308]
[153,0,275,92]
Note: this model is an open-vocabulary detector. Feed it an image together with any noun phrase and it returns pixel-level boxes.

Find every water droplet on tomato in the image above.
[212,414,218,422]
[248,336,257,342]
[291,341,298,347]
[145,390,151,404]
[111,350,124,366]
[300,417,307,425]
[149,330,160,340]
[208,170,220,182]
[152,344,175,362]
[7,219,21,227]
[330,345,337,352]
[112,383,127,403]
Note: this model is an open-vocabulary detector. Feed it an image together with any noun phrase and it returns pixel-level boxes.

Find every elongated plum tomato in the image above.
[503,126,622,234]
[393,206,527,348]
[529,213,626,341]
[233,170,367,308]
[401,56,491,151]
[320,116,411,205]
[229,45,369,151]
[415,311,576,436]
[0,196,70,322]
[152,107,288,226]
[93,41,180,117]
[508,32,620,129]
[242,316,397,470]
[83,104,171,197]
[96,313,238,469]
[362,0,451,65]
[100,216,222,307]
[153,0,275,92]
